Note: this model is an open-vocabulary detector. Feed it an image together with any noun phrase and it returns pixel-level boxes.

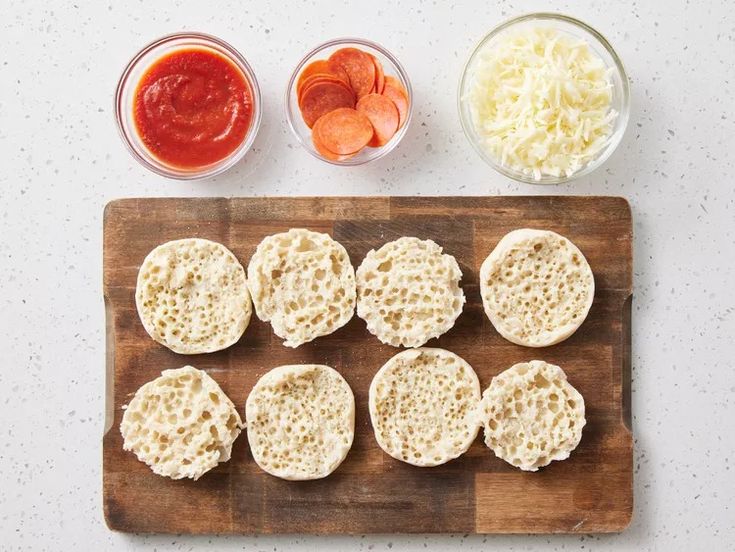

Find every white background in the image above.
[1,0,734,550]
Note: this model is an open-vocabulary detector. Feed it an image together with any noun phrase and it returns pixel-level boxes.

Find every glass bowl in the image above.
[285,38,412,166]
[458,13,630,185]
[115,32,262,180]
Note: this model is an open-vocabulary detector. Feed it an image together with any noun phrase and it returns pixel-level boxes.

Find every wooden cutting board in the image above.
[103,196,633,534]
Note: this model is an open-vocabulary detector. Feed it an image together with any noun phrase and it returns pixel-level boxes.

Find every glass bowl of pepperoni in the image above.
[115,32,262,180]
[286,38,412,165]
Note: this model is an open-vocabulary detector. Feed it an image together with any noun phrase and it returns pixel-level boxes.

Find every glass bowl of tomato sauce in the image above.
[115,32,261,180]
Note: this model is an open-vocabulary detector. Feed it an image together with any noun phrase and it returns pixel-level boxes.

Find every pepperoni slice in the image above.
[313,108,374,155]
[298,60,350,89]
[370,54,385,94]
[328,48,376,99]
[381,76,409,129]
[299,81,356,128]
[312,117,356,161]
[356,93,399,147]
[383,75,401,87]
[325,59,351,86]
[297,60,330,91]
[298,74,353,103]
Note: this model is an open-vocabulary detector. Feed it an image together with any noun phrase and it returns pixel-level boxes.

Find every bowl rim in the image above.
[457,12,631,185]
[114,31,263,181]
[284,37,413,166]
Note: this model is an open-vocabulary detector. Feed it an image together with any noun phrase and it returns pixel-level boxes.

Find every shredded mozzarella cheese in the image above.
[465,26,617,180]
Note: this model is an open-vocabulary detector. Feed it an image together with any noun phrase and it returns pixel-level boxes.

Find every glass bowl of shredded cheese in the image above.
[459,13,629,184]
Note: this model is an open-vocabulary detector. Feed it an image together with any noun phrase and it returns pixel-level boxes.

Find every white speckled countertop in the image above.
[1,0,734,550]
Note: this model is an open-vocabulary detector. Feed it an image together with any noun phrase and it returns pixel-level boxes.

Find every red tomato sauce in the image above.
[133,49,254,169]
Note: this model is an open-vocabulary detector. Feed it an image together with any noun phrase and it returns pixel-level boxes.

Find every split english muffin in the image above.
[369,348,480,467]
[135,238,252,354]
[479,229,594,347]
[120,365,243,480]
[247,228,356,347]
[356,237,465,348]
[246,364,355,480]
[478,360,586,471]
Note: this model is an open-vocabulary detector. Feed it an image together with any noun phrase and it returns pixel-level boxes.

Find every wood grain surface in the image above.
[102,196,633,534]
